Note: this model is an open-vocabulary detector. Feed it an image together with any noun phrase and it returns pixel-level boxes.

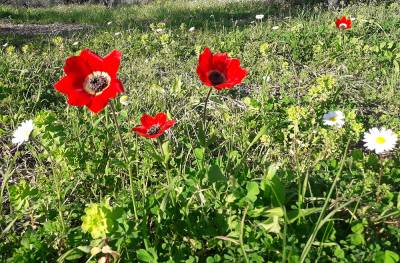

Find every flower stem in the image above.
[376,155,385,202]
[239,206,250,263]
[109,102,128,163]
[202,88,213,132]
[109,102,138,220]
[341,31,345,48]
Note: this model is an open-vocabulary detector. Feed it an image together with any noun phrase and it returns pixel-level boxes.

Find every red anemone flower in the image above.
[335,16,351,30]
[132,113,176,139]
[54,49,124,113]
[196,48,248,90]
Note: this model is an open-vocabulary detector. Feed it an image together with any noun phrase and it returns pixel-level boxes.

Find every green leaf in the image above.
[350,233,364,246]
[194,147,205,163]
[245,182,260,203]
[208,164,227,183]
[334,247,345,258]
[136,248,158,263]
[162,141,171,164]
[258,216,281,234]
[57,248,84,262]
[266,207,284,218]
[247,125,267,150]
[287,207,322,224]
[261,164,285,206]
[375,250,399,263]
[351,223,364,234]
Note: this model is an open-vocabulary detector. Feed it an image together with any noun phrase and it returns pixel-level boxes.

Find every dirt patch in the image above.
[0,22,93,35]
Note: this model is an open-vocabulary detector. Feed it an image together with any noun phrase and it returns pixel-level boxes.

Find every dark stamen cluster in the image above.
[208,71,225,86]
[147,124,161,135]
[90,76,109,93]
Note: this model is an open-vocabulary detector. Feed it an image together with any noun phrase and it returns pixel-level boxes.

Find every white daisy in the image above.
[272,26,280,30]
[255,14,264,20]
[322,111,345,128]
[363,127,397,154]
[188,27,195,32]
[119,95,130,106]
[114,32,122,36]
[12,120,34,146]
[72,41,79,46]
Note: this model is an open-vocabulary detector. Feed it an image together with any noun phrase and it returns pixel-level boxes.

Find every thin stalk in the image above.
[109,102,128,163]
[202,88,213,132]
[341,31,345,48]
[0,148,19,215]
[282,206,288,263]
[109,102,138,220]
[239,206,250,263]
[376,155,385,202]
[299,139,350,263]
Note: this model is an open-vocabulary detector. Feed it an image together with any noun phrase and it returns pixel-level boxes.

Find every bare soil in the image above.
[0,22,93,35]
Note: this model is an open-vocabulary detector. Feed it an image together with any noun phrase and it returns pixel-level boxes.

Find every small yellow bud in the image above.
[119,95,130,106]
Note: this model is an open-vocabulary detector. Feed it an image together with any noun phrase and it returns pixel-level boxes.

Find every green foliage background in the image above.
[0,0,399,262]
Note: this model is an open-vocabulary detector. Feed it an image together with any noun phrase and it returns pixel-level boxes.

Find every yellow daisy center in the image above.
[375,136,386,144]
[329,116,337,122]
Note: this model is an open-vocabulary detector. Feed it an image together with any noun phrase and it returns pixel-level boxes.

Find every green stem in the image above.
[109,102,138,220]
[202,88,213,132]
[239,206,250,263]
[299,139,350,263]
[109,102,128,163]
[0,149,19,215]
[341,31,345,48]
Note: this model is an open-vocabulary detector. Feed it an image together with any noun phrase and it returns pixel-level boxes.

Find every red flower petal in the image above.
[103,50,122,78]
[67,90,92,106]
[55,49,124,113]
[141,114,156,127]
[154,112,167,124]
[196,48,214,87]
[132,126,148,135]
[160,120,176,132]
[196,47,247,90]
[54,76,92,106]
[87,80,123,113]
[80,49,104,72]
[64,56,91,81]
[133,113,175,139]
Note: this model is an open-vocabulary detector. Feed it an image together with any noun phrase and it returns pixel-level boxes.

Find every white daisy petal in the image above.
[12,120,34,146]
[322,111,345,128]
[362,127,398,154]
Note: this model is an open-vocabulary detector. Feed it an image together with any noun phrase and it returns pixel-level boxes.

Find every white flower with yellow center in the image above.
[12,120,34,146]
[322,111,345,128]
[363,127,397,154]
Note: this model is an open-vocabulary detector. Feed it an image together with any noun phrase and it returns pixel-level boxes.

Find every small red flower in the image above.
[196,48,248,90]
[335,16,351,30]
[54,49,124,113]
[132,113,175,139]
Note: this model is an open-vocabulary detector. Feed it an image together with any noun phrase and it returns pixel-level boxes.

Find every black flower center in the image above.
[147,124,161,135]
[89,76,109,93]
[84,71,111,95]
[208,71,225,86]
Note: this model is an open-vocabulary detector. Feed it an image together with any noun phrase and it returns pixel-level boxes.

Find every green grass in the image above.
[1,0,400,262]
